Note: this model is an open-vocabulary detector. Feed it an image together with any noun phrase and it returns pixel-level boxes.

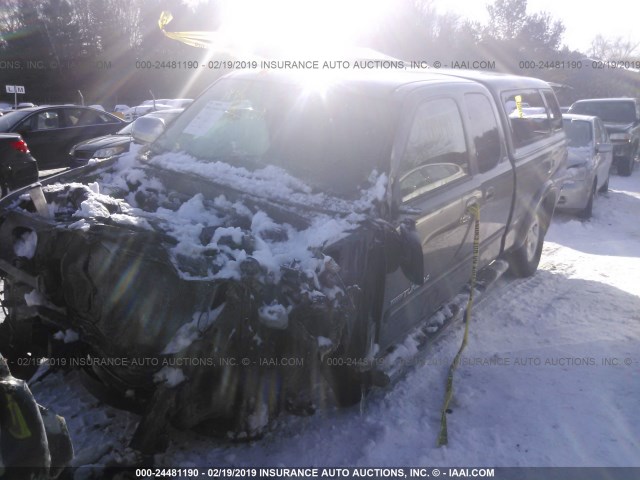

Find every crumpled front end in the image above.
[0,153,391,450]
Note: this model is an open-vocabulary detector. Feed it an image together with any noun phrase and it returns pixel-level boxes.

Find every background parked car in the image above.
[0,105,126,168]
[112,104,130,113]
[123,103,172,122]
[557,114,613,218]
[69,108,184,167]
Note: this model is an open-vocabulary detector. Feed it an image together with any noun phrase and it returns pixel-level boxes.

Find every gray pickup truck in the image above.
[568,97,640,176]
[0,69,565,448]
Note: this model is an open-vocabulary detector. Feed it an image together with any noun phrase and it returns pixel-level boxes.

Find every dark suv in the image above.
[568,98,640,176]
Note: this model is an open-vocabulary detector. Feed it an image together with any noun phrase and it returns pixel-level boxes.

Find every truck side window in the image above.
[399,98,469,202]
[464,93,502,173]
[502,90,550,149]
[541,89,563,131]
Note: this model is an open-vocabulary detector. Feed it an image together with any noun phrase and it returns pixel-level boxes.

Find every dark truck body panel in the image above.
[379,73,565,350]
[0,69,565,447]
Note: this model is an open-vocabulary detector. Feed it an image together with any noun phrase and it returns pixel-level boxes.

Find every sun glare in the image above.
[217,0,393,57]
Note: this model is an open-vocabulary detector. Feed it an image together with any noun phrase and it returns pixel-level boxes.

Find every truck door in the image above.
[380,95,482,349]
[462,92,512,263]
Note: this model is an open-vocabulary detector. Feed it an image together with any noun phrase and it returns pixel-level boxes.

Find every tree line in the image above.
[0,0,637,108]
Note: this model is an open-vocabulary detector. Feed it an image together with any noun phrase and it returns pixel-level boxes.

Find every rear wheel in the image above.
[508,208,546,278]
[599,174,609,193]
[618,154,634,176]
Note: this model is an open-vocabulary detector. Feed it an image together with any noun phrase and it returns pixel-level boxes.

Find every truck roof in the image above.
[224,68,555,102]
[224,68,478,98]
[433,69,554,92]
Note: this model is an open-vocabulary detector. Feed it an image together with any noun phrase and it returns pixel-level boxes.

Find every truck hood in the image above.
[9,146,386,280]
[603,122,635,134]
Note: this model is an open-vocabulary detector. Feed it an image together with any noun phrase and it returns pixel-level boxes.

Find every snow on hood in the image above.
[24,147,388,284]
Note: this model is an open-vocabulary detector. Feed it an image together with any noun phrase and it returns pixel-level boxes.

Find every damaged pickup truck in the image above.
[0,69,566,451]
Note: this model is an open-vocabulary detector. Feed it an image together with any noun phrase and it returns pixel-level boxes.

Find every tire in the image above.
[618,154,633,176]
[579,180,596,219]
[508,208,546,278]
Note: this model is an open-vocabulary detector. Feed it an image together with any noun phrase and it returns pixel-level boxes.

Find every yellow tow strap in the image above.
[5,392,32,439]
[437,203,480,446]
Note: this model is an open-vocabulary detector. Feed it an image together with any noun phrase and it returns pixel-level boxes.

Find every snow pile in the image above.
[13,229,37,258]
[258,303,290,330]
[53,329,80,344]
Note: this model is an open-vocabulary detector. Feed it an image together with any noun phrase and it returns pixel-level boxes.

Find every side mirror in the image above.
[596,143,613,154]
[131,116,165,144]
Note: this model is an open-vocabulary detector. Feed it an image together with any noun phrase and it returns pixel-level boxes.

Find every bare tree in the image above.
[588,34,640,60]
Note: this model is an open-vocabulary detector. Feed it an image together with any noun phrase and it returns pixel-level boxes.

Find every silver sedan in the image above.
[558,114,613,218]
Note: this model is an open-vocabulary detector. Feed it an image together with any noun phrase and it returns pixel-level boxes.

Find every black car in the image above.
[0,133,38,197]
[69,109,184,167]
[0,106,126,169]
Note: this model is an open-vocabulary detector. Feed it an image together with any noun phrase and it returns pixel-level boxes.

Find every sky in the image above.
[432,0,640,54]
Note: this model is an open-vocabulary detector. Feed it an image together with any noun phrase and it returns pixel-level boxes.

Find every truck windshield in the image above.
[570,101,636,123]
[152,77,395,198]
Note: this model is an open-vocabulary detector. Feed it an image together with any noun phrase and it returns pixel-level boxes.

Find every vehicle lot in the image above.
[9,166,638,469]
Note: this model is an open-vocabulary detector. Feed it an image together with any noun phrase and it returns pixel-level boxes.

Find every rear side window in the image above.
[63,108,114,127]
[464,93,502,173]
[24,110,61,130]
[399,98,469,201]
[541,90,563,131]
[502,90,550,149]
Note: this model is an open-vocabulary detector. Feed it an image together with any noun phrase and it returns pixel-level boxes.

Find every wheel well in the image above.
[541,193,556,232]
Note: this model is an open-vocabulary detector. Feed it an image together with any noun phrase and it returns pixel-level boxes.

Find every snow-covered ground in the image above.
[6,167,640,470]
